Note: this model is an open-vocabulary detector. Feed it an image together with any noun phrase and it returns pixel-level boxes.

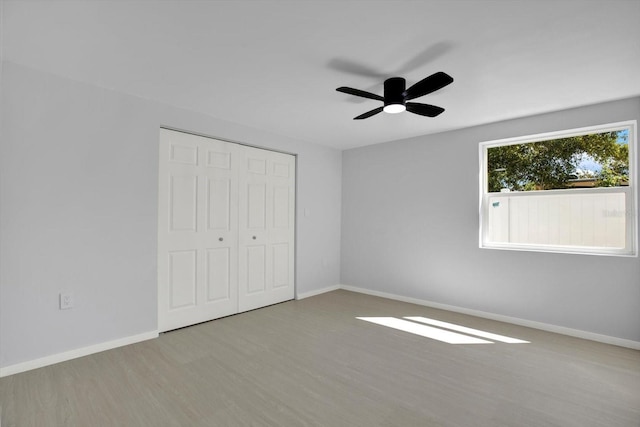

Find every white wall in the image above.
[0,61,342,369]
[342,97,640,342]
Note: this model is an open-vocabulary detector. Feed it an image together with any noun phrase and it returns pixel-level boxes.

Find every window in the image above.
[479,121,637,256]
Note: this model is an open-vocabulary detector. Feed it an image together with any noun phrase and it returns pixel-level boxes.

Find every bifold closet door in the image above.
[238,146,296,312]
[158,129,239,332]
[158,129,296,332]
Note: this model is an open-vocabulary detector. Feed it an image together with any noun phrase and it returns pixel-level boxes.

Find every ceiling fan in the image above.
[336,71,453,120]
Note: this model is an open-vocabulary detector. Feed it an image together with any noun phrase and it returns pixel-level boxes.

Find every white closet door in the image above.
[158,129,239,332]
[238,146,296,312]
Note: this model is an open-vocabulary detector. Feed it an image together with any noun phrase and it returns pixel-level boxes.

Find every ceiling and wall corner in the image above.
[1,0,639,372]
[2,0,639,149]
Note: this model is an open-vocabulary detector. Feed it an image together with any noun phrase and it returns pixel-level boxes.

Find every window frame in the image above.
[479,120,637,257]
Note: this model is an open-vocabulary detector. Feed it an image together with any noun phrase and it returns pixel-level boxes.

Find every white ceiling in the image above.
[3,0,640,150]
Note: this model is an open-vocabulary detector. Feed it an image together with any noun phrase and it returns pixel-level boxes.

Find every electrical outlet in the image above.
[60,292,74,310]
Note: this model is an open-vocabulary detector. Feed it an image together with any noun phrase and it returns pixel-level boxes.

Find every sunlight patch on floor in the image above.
[357,317,492,344]
[357,316,530,344]
[404,316,529,343]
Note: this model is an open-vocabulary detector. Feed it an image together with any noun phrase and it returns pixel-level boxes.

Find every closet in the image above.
[157,129,296,332]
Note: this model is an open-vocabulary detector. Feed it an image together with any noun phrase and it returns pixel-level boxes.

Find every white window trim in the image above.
[479,120,638,257]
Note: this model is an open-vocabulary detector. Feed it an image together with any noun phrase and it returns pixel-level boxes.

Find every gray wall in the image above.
[342,97,640,342]
[0,61,342,368]
[2,57,638,370]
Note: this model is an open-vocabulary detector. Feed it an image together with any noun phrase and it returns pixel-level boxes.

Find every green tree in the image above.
[487,131,628,192]
[597,142,629,187]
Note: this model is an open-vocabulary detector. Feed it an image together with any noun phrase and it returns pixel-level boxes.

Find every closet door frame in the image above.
[157,127,297,332]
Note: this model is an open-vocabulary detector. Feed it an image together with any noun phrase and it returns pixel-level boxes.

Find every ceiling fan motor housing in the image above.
[384,77,406,107]
[336,71,452,119]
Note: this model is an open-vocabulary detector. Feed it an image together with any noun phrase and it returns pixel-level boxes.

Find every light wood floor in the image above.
[1,290,639,426]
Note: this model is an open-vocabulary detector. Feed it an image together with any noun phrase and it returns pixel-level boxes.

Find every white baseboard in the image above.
[296,284,341,300]
[0,330,158,378]
[3,282,638,378]
[339,284,640,350]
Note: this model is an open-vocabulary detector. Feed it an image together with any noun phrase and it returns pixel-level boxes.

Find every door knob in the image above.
[252,236,257,240]
[219,237,224,241]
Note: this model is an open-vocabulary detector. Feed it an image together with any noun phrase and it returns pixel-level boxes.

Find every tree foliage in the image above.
[487,131,629,192]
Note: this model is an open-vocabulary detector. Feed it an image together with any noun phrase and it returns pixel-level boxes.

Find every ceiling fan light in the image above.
[383,104,406,114]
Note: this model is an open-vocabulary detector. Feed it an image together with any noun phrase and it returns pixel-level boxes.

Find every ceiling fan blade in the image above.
[406,102,445,117]
[337,87,384,102]
[354,106,384,120]
[403,72,453,100]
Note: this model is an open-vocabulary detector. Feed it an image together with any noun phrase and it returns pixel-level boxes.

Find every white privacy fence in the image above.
[486,190,627,249]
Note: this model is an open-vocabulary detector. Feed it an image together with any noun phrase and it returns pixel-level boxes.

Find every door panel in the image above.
[207,150,231,169]
[207,178,231,231]
[246,245,267,294]
[206,247,231,302]
[248,157,267,174]
[272,161,290,178]
[272,243,290,288]
[273,186,290,228]
[168,250,197,309]
[238,146,295,312]
[169,175,198,232]
[158,129,239,332]
[170,144,198,165]
[247,184,267,229]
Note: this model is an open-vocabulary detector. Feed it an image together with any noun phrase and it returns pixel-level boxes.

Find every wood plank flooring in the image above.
[1,290,639,426]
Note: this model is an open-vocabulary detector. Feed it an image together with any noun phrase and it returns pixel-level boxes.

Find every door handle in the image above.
[252,236,257,240]
[219,237,224,241]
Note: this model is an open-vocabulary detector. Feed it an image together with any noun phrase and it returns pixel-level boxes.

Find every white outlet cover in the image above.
[60,292,74,310]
